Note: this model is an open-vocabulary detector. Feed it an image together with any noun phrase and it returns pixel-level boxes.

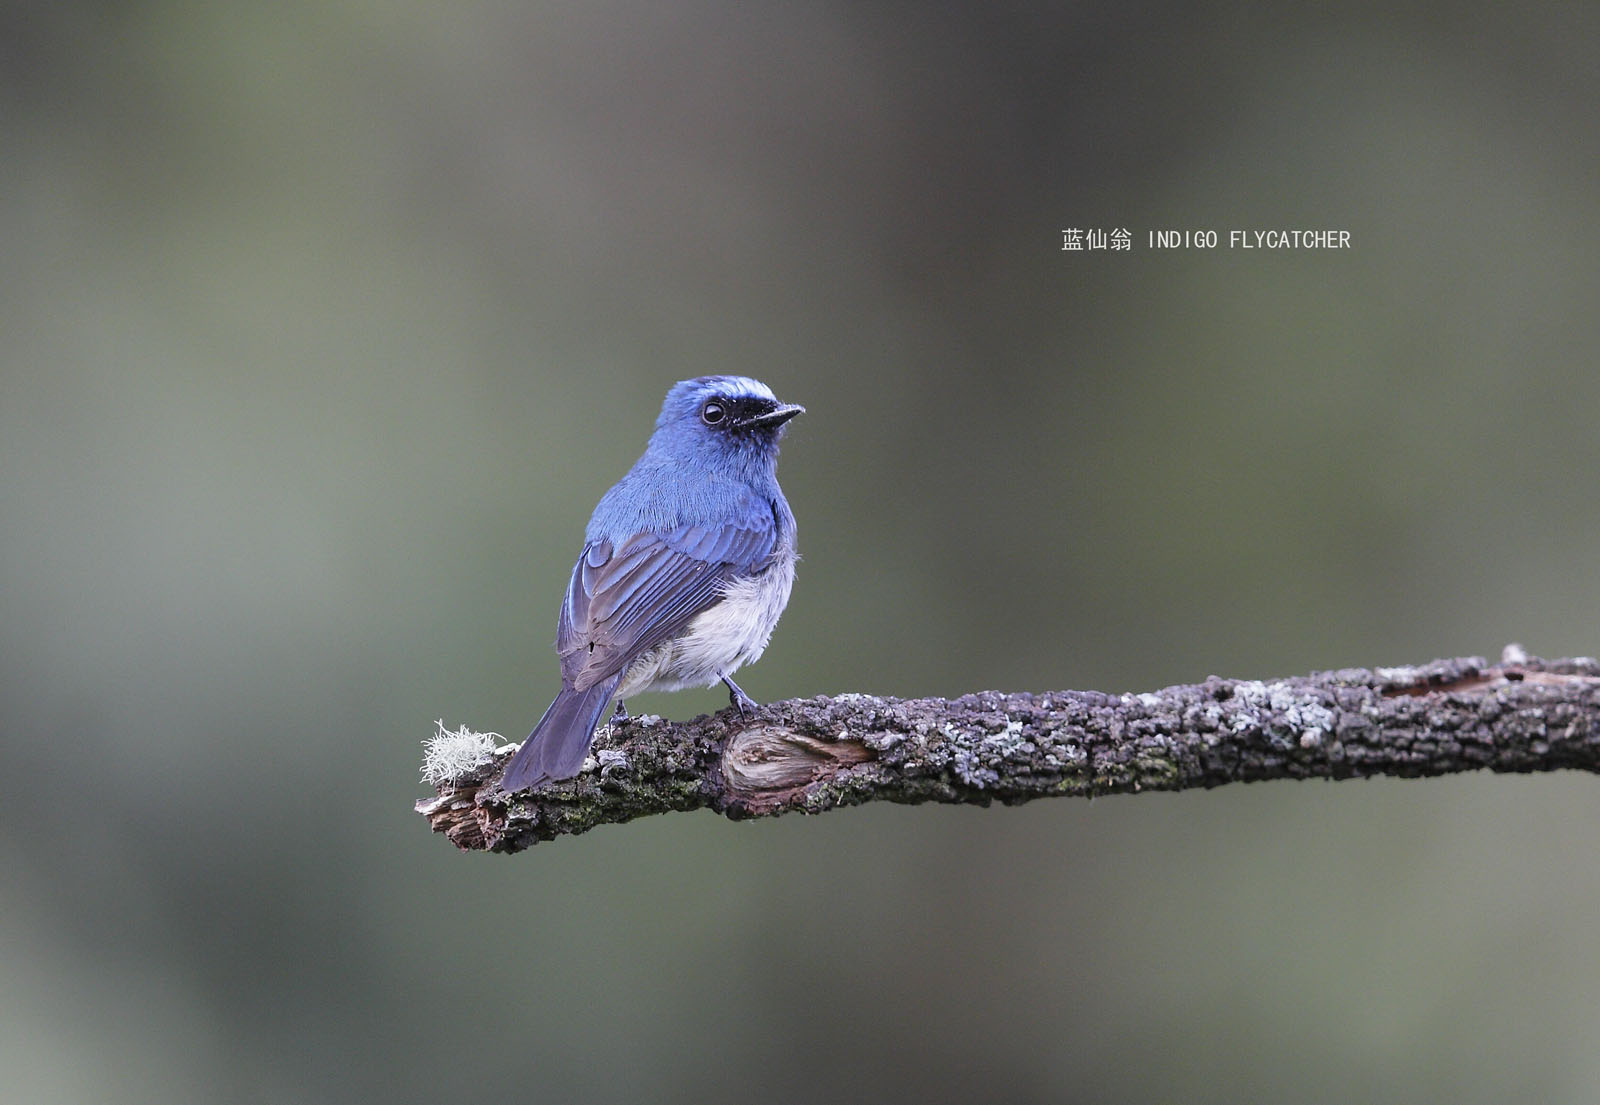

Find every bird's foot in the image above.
[611,700,629,722]
[722,675,759,718]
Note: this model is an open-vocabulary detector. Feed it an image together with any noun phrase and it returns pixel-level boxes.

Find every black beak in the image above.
[745,402,805,428]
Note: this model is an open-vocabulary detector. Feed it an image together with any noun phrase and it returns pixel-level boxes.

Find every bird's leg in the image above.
[611,699,629,721]
[722,675,759,717]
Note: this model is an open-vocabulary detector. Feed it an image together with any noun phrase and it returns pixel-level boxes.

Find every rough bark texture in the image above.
[417,651,1600,853]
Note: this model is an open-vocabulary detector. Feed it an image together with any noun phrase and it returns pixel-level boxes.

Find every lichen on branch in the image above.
[416,650,1600,854]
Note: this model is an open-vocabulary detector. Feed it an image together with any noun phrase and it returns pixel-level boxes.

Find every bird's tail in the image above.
[500,675,622,792]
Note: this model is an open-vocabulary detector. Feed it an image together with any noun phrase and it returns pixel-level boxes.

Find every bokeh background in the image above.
[4,3,1598,1103]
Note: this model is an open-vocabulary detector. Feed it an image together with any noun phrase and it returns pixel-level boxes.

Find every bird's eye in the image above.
[701,401,726,425]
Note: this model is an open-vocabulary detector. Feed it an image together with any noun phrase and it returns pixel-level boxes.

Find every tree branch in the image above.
[416,651,1600,853]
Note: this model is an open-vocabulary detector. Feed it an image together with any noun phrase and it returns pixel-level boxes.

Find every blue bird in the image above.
[500,376,804,792]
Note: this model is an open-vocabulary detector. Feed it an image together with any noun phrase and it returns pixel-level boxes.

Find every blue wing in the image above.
[556,518,778,692]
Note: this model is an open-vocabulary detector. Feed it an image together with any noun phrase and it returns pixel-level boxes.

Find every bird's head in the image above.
[649,376,804,473]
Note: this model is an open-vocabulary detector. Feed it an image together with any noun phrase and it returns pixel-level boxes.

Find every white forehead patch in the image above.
[704,375,776,402]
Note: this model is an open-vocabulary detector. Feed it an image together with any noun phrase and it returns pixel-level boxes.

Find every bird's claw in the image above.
[722,676,759,718]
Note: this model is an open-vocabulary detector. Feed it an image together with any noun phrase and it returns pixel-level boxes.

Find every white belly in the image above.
[616,550,796,699]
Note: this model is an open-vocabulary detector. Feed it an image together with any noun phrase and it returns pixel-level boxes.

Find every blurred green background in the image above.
[4,3,1598,1103]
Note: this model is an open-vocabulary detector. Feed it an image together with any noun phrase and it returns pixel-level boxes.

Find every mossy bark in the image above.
[417,652,1600,853]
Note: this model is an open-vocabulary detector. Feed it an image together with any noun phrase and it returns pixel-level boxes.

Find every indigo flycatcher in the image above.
[500,376,804,792]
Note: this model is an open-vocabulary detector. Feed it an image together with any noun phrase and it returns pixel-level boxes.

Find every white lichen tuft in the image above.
[421,720,508,786]
[1226,680,1336,738]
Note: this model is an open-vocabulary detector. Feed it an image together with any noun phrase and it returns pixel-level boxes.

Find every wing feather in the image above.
[555,518,778,691]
